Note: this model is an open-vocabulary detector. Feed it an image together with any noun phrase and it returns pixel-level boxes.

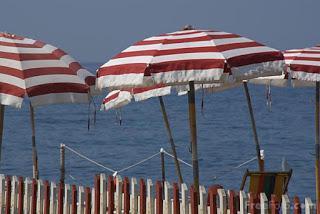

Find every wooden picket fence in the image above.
[0,174,317,214]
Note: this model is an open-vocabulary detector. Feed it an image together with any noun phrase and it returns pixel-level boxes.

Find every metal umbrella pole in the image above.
[243,81,264,172]
[188,81,200,194]
[29,103,39,179]
[158,96,184,184]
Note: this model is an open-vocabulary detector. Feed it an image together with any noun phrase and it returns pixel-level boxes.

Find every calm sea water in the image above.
[0,63,316,199]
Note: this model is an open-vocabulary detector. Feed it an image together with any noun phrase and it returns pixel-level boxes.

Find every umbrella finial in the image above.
[182,25,194,30]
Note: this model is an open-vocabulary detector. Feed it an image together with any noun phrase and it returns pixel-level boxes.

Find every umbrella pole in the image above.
[158,96,184,184]
[0,105,4,165]
[316,82,320,203]
[243,81,264,172]
[29,103,39,179]
[188,81,200,193]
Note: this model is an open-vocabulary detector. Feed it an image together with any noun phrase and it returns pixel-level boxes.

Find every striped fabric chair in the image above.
[240,169,292,200]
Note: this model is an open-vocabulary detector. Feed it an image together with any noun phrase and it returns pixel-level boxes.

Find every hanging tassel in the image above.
[266,83,272,111]
[201,84,205,116]
[115,108,122,126]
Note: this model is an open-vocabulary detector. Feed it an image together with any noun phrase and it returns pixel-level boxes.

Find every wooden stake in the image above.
[316,81,320,203]
[243,81,264,171]
[29,103,39,179]
[188,81,200,194]
[60,144,65,184]
[158,97,184,184]
[0,105,5,165]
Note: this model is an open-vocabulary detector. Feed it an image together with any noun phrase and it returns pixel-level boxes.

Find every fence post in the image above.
[173,183,180,214]
[108,176,115,214]
[228,190,236,214]
[71,185,77,214]
[140,179,146,214]
[131,177,138,214]
[24,177,31,214]
[270,195,279,214]
[78,186,85,214]
[100,174,106,214]
[31,178,37,214]
[123,177,130,214]
[11,176,18,214]
[239,191,247,214]
[49,182,57,214]
[156,181,163,214]
[217,189,226,214]
[43,181,50,214]
[181,183,188,214]
[115,176,123,214]
[199,186,207,214]
[305,197,314,214]
[94,175,100,214]
[5,176,11,214]
[146,179,154,214]
[85,187,91,214]
[293,196,301,214]
[281,195,290,214]
[0,175,5,214]
[260,193,268,214]
[17,177,23,214]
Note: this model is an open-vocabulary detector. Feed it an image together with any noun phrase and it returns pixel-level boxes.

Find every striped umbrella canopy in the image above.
[96,27,285,192]
[0,32,97,178]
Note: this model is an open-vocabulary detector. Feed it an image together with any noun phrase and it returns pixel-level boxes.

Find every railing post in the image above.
[64,184,71,214]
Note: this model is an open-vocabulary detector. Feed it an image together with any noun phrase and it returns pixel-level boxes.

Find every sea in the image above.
[1,63,316,199]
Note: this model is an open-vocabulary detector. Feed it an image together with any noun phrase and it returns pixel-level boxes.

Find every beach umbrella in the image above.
[96,26,284,192]
[0,32,96,178]
[102,84,185,184]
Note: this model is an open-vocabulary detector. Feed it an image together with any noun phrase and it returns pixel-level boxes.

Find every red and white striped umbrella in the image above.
[0,32,96,108]
[97,29,284,89]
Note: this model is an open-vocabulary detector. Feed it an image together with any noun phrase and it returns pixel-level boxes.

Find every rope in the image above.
[162,150,192,167]
[63,145,117,173]
[117,152,160,173]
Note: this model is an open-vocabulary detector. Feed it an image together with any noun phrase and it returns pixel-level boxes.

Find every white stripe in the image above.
[205,31,233,36]
[30,92,89,107]
[25,74,85,88]
[290,60,320,67]
[222,46,278,59]
[144,32,210,41]
[0,58,22,70]
[0,73,25,89]
[77,69,95,83]
[290,53,320,58]
[101,56,153,67]
[0,37,35,45]
[0,93,23,108]
[21,60,69,70]
[133,86,171,101]
[60,55,77,65]
[151,52,225,63]
[167,30,199,35]
[210,37,253,46]
[0,44,57,54]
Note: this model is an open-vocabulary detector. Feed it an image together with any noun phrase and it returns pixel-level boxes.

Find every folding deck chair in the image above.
[240,169,293,200]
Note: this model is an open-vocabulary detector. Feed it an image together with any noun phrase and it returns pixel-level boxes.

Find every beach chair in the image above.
[240,169,292,200]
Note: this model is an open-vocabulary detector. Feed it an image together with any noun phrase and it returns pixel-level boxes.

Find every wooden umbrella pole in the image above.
[29,103,39,179]
[158,96,184,184]
[243,81,264,172]
[160,149,165,186]
[0,105,4,165]
[188,81,200,194]
[60,144,65,184]
[316,82,320,203]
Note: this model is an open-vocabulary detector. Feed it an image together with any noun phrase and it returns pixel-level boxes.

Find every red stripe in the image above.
[103,92,120,104]
[150,59,225,73]
[0,66,24,78]
[97,63,149,76]
[0,82,25,97]
[27,83,88,97]
[23,67,78,78]
[227,51,284,67]
[85,76,96,86]
[290,64,320,73]
[290,57,320,62]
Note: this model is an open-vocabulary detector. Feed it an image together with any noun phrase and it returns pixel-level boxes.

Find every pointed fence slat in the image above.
[78,186,85,214]
[217,189,226,214]
[63,184,71,214]
[260,193,268,214]
[164,181,172,214]
[199,186,207,214]
[281,195,290,214]
[131,178,138,214]
[43,181,50,214]
[31,179,37,214]
[156,181,163,214]
[140,179,146,214]
[239,191,247,214]
[94,175,100,214]
[17,177,23,214]
[108,176,115,214]
[100,174,106,214]
[123,177,130,214]
[249,193,258,214]
[11,176,18,214]
[85,187,91,214]
[181,184,188,214]
[270,195,279,214]
[173,183,180,214]
[57,183,64,214]
[71,185,77,214]
[49,182,57,214]
[24,178,31,214]
[0,175,5,214]
[305,197,314,214]
[91,188,95,214]
[115,176,123,214]
[228,190,236,214]
[146,179,154,214]
[294,196,301,214]
[5,176,11,214]
[190,186,198,214]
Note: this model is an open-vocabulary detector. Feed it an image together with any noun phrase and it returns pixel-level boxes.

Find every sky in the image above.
[1,0,319,67]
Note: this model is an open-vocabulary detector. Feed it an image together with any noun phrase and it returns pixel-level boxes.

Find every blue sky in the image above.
[1,0,319,65]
